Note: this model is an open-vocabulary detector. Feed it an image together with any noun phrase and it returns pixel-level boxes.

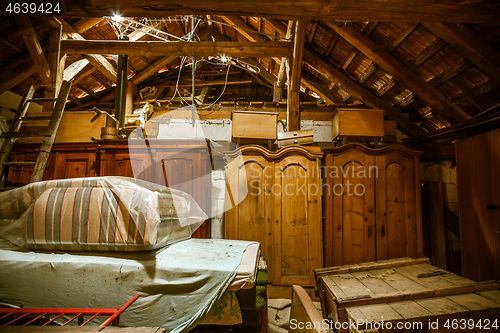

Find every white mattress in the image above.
[228,242,260,291]
[0,237,260,331]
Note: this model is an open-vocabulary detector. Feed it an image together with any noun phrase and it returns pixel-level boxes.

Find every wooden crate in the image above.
[232,111,278,139]
[315,257,500,333]
[277,129,314,147]
[332,109,384,140]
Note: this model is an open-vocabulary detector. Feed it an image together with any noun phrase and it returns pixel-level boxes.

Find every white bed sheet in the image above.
[0,237,260,331]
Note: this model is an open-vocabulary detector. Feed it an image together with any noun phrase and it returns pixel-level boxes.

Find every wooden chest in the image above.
[332,109,384,140]
[277,129,314,147]
[315,258,500,333]
[232,111,278,139]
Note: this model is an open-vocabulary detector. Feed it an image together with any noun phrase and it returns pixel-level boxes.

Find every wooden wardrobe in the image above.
[323,144,423,267]
[225,145,323,287]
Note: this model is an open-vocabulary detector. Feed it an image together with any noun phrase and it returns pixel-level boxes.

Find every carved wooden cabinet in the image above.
[225,145,323,286]
[7,140,211,238]
[323,144,423,267]
[6,143,98,186]
[99,140,212,238]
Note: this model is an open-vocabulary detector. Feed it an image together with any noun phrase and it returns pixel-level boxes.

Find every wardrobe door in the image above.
[273,155,322,287]
[324,150,376,267]
[375,151,422,260]
[157,149,211,238]
[225,154,273,274]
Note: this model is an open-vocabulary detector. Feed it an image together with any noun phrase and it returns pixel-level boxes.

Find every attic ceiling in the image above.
[1,7,500,138]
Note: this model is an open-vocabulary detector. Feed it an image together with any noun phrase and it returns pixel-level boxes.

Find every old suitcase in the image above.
[315,257,500,332]
[277,129,314,148]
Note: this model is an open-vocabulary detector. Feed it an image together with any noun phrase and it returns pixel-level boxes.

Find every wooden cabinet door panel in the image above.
[325,150,376,267]
[53,152,97,179]
[274,155,322,287]
[225,155,273,266]
[156,150,211,239]
[375,152,421,261]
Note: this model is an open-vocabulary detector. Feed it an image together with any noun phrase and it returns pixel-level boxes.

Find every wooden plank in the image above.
[328,273,374,299]
[16,17,51,87]
[415,296,468,317]
[288,20,306,131]
[337,281,500,308]
[61,40,291,58]
[353,303,404,323]
[369,268,427,293]
[315,257,429,277]
[289,285,327,333]
[325,21,470,124]
[1,131,51,138]
[387,300,434,320]
[64,0,500,24]
[446,293,500,312]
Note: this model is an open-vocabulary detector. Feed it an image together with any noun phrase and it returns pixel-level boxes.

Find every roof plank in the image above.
[326,21,470,124]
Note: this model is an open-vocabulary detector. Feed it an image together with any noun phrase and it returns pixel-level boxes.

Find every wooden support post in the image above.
[125,81,137,118]
[287,20,305,132]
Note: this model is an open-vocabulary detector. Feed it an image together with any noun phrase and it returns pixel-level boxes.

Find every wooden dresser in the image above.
[6,140,212,238]
[224,145,323,287]
[323,144,423,268]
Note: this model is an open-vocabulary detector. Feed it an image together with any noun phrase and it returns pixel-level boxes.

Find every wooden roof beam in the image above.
[59,18,117,83]
[326,21,470,124]
[61,40,291,58]
[303,47,425,136]
[422,23,500,83]
[220,16,268,42]
[16,17,52,87]
[131,56,178,85]
[63,0,500,24]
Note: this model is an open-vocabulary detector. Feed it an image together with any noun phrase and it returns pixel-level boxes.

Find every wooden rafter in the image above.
[303,47,425,136]
[131,56,179,85]
[220,16,268,42]
[387,22,419,53]
[64,0,500,24]
[423,23,500,83]
[16,17,51,87]
[326,21,470,124]
[59,18,117,83]
[61,40,291,58]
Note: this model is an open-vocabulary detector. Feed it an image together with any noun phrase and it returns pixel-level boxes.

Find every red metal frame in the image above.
[0,294,139,327]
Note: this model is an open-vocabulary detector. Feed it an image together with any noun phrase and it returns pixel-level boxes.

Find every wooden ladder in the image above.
[0,80,72,187]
